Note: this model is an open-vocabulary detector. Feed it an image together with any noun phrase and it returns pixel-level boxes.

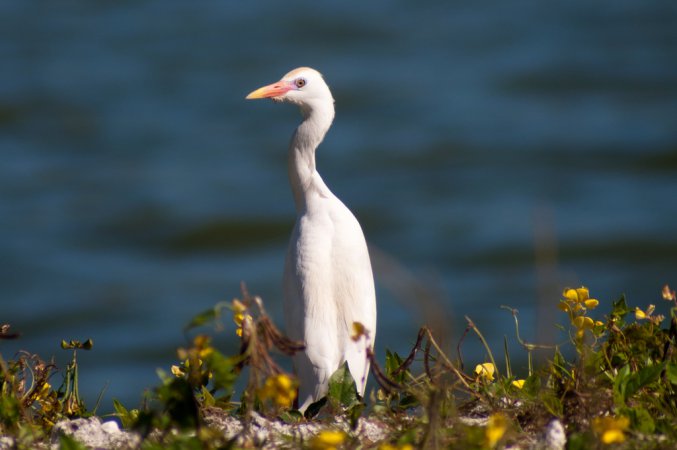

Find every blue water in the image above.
[2,1,677,411]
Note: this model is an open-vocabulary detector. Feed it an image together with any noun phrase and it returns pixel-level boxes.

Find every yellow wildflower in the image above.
[562,286,597,305]
[592,415,629,444]
[171,365,185,377]
[259,373,297,408]
[511,379,526,389]
[310,430,346,450]
[378,445,396,450]
[573,316,594,329]
[563,288,579,302]
[475,363,496,382]
[193,334,214,358]
[486,413,508,448]
[193,334,209,347]
[635,305,654,320]
[378,444,414,450]
[376,389,387,401]
[34,382,51,401]
[635,304,664,324]
[232,298,246,314]
[234,312,253,337]
[575,287,590,301]
[584,299,599,309]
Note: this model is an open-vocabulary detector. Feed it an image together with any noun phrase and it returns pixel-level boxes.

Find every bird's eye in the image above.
[295,78,306,88]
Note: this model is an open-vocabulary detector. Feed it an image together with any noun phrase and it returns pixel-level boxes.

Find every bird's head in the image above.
[246,67,334,113]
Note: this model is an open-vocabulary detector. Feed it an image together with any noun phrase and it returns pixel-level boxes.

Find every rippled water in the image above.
[2,1,676,410]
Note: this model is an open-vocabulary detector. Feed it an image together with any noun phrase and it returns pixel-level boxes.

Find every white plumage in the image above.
[247,67,377,411]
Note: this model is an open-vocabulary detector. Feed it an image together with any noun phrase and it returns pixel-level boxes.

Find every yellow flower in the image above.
[584,299,599,309]
[192,335,214,358]
[562,286,597,305]
[310,430,346,450]
[475,363,496,382]
[575,287,590,302]
[635,305,655,320]
[486,413,508,448]
[234,312,253,337]
[34,382,51,402]
[232,298,246,314]
[511,379,525,389]
[378,444,414,450]
[573,316,594,329]
[171,365,185,377]
[259,373,297,408]
[592,415,629,444]
[595,320,604,327]
[563,288,579,302]
[199,346,213,359]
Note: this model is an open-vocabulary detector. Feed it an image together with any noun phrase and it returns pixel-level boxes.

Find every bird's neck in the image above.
[287,102,335,211]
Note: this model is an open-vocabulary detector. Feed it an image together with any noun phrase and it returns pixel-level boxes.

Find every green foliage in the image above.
[613,363,664,406]
[0,333,92,434]
[112,399,138,429]
[58,434,88,450]
[327,362,361,411]
[156,377,200,431]
[3,284,677,448]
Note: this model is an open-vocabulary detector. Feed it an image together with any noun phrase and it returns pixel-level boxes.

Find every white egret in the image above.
[247,67,377,411]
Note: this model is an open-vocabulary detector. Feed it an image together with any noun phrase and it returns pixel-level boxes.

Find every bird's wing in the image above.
[328,199,377,394]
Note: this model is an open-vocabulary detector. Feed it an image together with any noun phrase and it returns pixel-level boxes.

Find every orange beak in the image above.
[246,80,293,99]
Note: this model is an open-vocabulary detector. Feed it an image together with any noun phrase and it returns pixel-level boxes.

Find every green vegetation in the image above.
[2,284,676,449]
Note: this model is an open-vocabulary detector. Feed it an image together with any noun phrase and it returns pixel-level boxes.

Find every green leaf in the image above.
[112,399,136,429]
[0,395,20,429]
[541,393,563,417]
[183,301,230,332]
[184,308,218,332]
[623,363,664,401]
[200,385,215,407]
[666,363,677,385]
[385,350,407,382]
[59,435,87,450]
[205,351,240,395]
[349,401,365,429]
[156,377,199,430]
[523,373,541,398]
[613,365,632,406]
[624,407,655,433]
[279,409,303,423]
[611,294,631,323]
[327,362,360,410]
[566,431,594,450]
[398,394,419,410]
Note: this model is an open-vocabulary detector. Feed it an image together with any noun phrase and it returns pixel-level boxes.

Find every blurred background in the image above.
[2,1,676,412]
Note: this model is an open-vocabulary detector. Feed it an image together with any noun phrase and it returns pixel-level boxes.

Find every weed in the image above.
[2,283,676,449]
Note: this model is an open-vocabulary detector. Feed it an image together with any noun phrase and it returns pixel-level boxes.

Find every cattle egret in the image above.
[247,68,377,411]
